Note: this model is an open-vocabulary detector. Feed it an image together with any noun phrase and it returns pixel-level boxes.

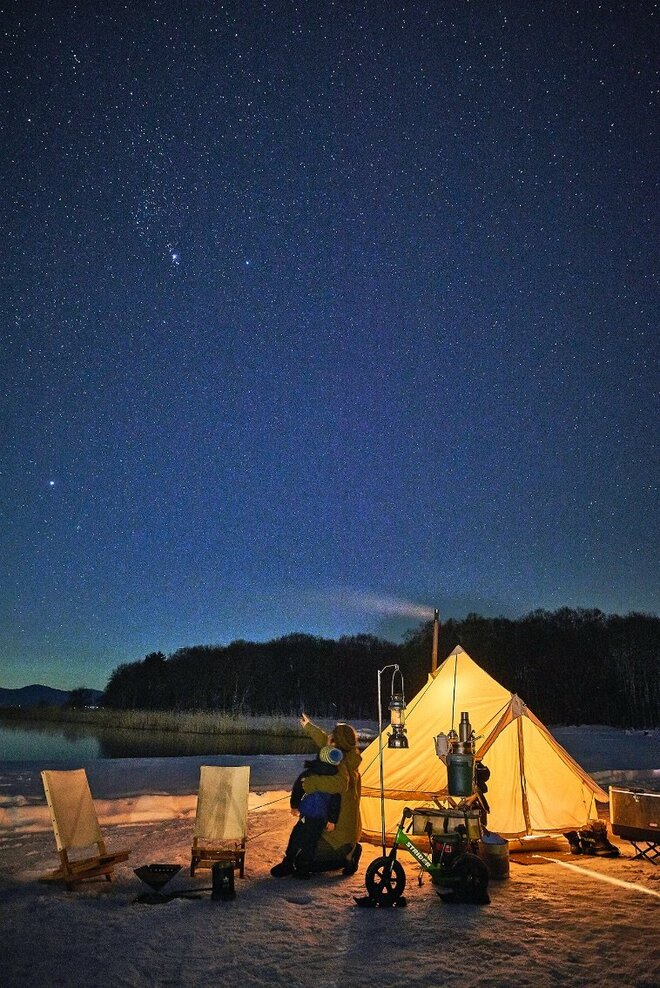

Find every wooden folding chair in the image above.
[190,765,250,877]
[39,769,129,890]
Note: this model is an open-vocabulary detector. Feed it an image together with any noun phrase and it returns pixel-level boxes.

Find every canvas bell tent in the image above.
[360,645,607,842]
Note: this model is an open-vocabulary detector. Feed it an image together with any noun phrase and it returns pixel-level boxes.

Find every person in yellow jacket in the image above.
[271,712,363,878]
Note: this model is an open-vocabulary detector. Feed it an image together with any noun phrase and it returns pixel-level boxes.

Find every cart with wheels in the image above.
[364,805,490,906]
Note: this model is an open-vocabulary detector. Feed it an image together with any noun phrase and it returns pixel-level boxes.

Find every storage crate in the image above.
[609,786,659,863]
[412,806,481,841]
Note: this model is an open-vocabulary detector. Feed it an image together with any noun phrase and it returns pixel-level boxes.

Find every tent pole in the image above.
[431,608,439,673]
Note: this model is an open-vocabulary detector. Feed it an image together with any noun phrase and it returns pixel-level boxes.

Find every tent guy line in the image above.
[535,856,660,899]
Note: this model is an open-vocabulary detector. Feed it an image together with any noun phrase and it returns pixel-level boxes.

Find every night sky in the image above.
[3,2,658,691]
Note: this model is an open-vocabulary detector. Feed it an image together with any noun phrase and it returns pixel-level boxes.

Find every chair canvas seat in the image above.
[39,769,129,890]
[190,765,250,877]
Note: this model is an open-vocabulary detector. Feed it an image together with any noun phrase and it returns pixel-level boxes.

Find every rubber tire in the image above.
[450,851,489,897]
[365,857,406,905]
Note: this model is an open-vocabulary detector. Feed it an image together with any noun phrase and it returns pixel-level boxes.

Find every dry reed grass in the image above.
[0,706,302,737]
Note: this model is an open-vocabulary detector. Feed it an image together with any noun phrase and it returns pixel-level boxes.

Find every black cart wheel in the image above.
[365,856,406,905]
[450,851,489,898]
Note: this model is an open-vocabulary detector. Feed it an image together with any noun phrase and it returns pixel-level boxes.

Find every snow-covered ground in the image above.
[1,727,658,987]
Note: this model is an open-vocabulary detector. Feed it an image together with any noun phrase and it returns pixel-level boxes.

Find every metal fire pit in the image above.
[133,863,213,905]
[134,864,182,893]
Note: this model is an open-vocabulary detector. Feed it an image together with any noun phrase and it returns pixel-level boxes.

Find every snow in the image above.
[1,728,659,988]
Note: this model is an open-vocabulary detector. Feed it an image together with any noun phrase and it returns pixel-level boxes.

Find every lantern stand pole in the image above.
[377,663,399,856]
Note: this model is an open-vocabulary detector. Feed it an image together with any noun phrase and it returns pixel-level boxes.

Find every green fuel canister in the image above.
[447,753,474,796]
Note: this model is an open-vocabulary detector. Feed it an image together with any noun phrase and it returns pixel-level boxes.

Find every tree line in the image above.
[102,608,659,728]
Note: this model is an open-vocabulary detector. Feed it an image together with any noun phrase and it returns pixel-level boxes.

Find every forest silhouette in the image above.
[102,608,659,728]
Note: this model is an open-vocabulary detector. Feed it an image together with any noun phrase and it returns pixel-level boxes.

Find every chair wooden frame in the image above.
[190,765,250,878]
[39,769,129,890]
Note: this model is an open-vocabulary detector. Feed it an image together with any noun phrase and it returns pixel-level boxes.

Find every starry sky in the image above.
[2,1,658,691]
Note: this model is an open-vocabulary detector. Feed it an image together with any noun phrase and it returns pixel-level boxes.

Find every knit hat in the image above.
[331,722,358,752]
[319,745,343,766]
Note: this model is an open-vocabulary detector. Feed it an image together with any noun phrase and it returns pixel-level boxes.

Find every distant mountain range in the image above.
[0,685,104,708]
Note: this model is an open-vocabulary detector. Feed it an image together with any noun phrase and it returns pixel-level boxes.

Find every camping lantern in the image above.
[388,691,408,749]
[377,664,409,853]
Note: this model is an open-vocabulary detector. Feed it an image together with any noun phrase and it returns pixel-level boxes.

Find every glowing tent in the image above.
[360,645,607,842]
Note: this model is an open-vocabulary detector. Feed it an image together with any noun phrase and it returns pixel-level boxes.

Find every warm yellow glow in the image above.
[535,856,660,899]
[360,646,609,843]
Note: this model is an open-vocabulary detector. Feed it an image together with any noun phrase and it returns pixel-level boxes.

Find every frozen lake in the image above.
[0,720,316,763]
[0,723,657,801]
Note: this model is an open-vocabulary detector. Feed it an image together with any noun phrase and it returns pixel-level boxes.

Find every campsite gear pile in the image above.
[359,805,490,907]
[359,710,492,907]
[359,646,608,842]
[435,711,477,797]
